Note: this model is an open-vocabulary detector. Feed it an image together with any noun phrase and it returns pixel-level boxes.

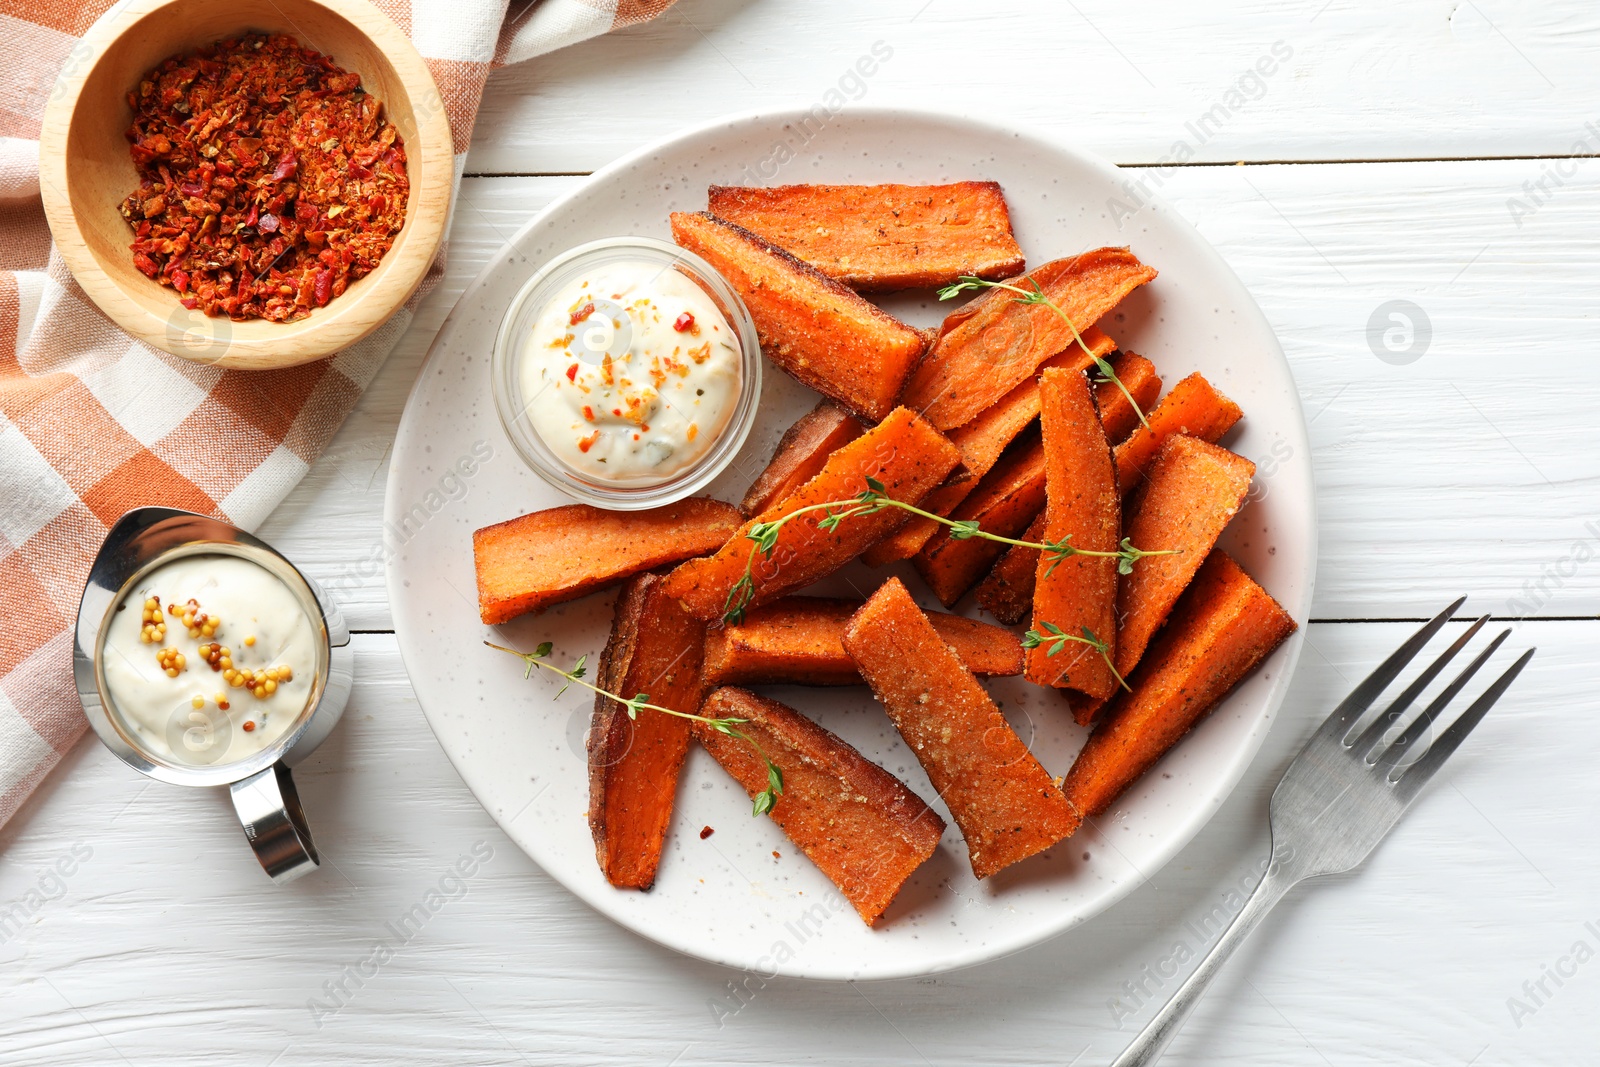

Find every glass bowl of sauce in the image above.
[491,236,763,509]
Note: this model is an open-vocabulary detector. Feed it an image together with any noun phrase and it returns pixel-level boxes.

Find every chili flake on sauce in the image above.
[118,34,410,322]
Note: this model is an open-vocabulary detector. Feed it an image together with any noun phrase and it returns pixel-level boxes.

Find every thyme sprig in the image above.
[1020,623,1130,693]
[486,640,784,816]
[720,478,1178,625]
[938,274,1153,432]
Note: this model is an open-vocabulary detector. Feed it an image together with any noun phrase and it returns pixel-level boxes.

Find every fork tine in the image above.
[1348,615,1489,753]
[1310,596,1466,745]
[1373,627,1508,768]
[1391,646,1535,798]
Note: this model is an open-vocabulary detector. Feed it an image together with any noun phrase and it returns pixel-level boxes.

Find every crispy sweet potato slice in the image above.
[670,211,926,421]
[842,579,1081,878]
[588,575,705,889]
[867,348,1154,567]
[861,357,1054,566]
[1025,369,1120,698]
[1114,372,1242,493]
[913,433,1048,607]
[664,407,962,620]
[1062,551,1296,818]
[704,595,1023,686]
[473,499,743,625]
[899,248,1155,429]
[1072,435,1255,725]
[1116,436,1255,676]
[974,357,1158,624]
[695,686,945,926]
[707,182,1026,292]
[740,401,865,516]
[1094,351,1162,444]
[974,510,1047,626]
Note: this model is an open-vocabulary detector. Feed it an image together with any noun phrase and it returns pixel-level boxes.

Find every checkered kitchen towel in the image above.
[0,0,676,829]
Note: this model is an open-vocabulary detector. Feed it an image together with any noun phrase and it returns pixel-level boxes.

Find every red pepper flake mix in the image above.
[672,311,696,333]
[119,34,410,322]
[699,826,714,840]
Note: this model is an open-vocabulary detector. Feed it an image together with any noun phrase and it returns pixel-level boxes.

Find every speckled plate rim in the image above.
[385,105,1316,981]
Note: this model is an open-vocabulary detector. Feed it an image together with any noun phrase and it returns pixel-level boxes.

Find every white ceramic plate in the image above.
[385,108,1316,981]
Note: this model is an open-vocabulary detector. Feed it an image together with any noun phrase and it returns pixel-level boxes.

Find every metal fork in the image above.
[1110,598,1535,1067]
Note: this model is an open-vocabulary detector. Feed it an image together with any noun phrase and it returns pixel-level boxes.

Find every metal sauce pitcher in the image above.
[74,507,352,882]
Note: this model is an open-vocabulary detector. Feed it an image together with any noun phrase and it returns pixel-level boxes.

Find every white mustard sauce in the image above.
[518,261,742,483]
[101,554,318,767]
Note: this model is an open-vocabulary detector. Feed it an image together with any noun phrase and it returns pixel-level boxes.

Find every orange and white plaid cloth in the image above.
[0,0,675,828]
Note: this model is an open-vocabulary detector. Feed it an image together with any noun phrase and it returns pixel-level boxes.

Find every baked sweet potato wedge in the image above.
[913,433,1048,607]
[740,401,865,516]
[1094,351,1162,444]
[1062,551,1296,819]
[971,357,1160,623]
[588,574,706,889]
[867,348,1156,567]
[1114,372,1242,493]
[899,248,1155,429]
[695,686,946,926]
[670,211,926,421]
[861,368,1042,566]
[974,510,1048,626]
[706,182,1026,292]
[473,499,744,625]
[704,595,1023,686]
[842,579,1081,878]
[663,407,962,621]
[1115,436,1255,675]
[1025,369,1120,699]
[1072,435,1255,725]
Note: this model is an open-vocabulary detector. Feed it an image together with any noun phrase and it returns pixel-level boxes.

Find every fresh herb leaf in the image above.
[485,642,783,816]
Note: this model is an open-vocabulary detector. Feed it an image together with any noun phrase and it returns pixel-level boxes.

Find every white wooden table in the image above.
[6,2,1600,1063]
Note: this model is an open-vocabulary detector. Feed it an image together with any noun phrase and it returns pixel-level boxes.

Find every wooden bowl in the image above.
[38,0,453,370]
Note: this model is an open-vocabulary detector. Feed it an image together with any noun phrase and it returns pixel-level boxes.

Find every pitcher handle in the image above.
[230,763,320,882]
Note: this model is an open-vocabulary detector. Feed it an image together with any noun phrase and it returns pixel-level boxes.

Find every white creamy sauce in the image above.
[518,261,742,483]
[101,554,318,767]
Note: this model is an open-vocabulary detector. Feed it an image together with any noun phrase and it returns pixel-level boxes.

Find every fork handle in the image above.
[1109,861,1300,1067]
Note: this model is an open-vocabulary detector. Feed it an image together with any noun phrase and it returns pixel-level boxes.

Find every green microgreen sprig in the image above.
[1020,622,1130,693]
[486,640,784,816]
[720,477,1178,625]
[938,274,1152,432]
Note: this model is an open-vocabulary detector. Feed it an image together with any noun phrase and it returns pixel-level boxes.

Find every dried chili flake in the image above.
[118,34,410,323]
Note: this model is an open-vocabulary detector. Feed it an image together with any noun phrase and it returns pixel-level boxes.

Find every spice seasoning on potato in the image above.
[843,578,1080,879]
[694,686,946,926]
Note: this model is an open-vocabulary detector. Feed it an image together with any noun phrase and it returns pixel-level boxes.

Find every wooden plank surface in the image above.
[469,0,1600,173]
[2,624,1590,1066]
